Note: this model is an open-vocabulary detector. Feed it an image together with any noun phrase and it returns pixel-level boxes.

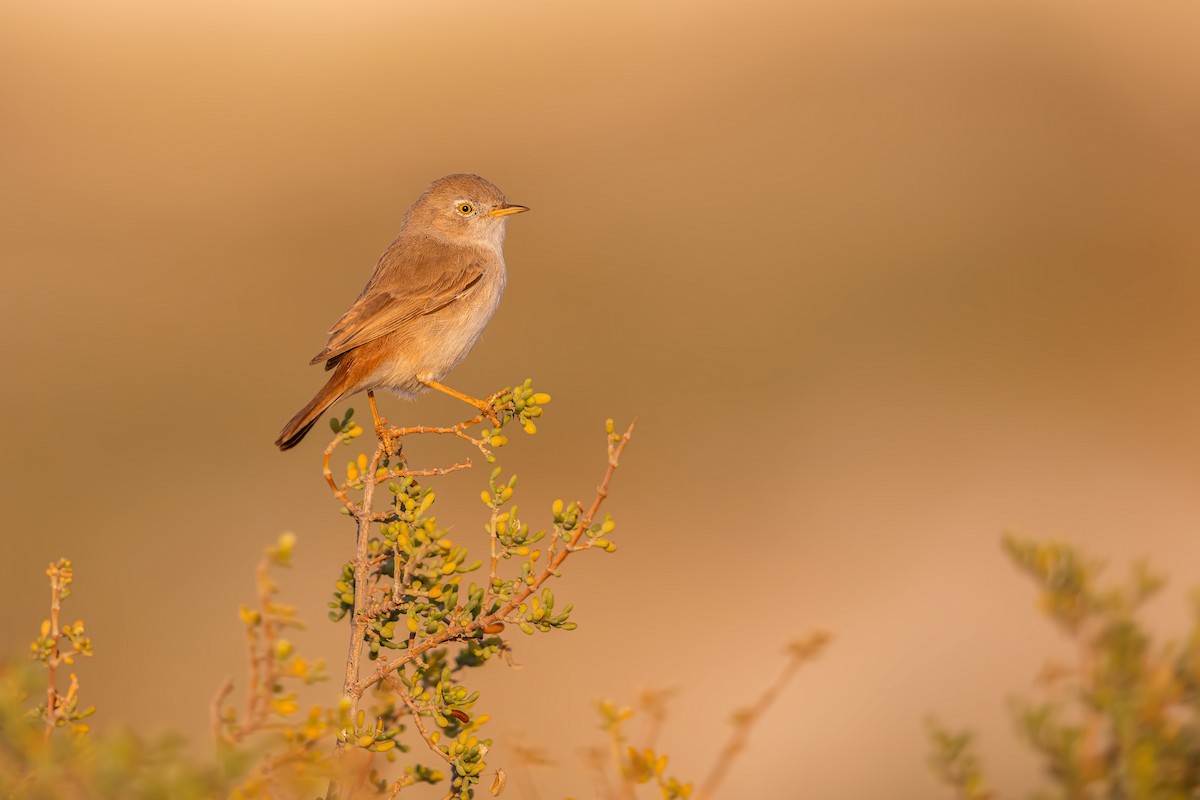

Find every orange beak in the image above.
[487,204,530,218]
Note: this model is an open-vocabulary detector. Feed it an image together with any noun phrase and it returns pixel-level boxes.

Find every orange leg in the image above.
[368,390,385,430]
[368,390,399,456]
[420,379,500,425]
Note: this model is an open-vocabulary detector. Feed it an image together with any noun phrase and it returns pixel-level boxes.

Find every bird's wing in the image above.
[309,243,486,366]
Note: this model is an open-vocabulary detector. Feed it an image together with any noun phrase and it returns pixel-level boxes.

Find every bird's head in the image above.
[408,173,529,247]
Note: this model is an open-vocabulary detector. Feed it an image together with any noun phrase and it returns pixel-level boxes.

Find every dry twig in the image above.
[696,631,831,799]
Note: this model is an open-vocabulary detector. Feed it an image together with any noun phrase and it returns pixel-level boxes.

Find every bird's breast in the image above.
[422,266,506,366]
[367,264,506,397]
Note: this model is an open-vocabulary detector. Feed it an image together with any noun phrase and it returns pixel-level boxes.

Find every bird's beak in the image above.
[488,204,530,218]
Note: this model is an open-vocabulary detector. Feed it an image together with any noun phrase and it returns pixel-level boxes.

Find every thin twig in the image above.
[638,688,674,753]
[485,501,501,609]
[241,557,280,737]
[215,551,297,746]
[1076,620,1102,783]
[696,631,830,799]
[210,678,234,745]
[384,773,413,799]
[43,568,63,742]
[374,461,472,485]
[385,415,496,460]
[606,714,636,800]
[324,438,356,513]
[584,747,619,800]
[385,673,454,766]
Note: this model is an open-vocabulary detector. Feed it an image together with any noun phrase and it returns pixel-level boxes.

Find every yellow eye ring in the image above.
[457,202,474,216]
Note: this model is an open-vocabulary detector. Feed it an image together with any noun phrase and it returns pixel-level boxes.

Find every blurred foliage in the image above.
[2,561,226,799]
[563,632,831,800]
[930,534,1200,799]
[927,720,993,800]
[591,695,694,800]
[27,559,93,737]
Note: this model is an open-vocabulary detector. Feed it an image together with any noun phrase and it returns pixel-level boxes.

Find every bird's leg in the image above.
[420,379,501,426]
[368,390,399,457]
[368,390,385,430]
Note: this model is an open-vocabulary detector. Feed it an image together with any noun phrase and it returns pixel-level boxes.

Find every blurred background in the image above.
[2,0,1199,796]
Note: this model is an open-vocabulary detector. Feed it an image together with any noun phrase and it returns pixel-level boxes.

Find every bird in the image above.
[274,174,528,451]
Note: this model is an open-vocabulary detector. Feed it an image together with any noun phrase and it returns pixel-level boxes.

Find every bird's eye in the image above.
[457,202,474,216]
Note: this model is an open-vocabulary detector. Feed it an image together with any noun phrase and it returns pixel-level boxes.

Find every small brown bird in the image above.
[275,174,528,450]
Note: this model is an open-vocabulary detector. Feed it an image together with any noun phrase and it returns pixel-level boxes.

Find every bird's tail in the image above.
[275,370,355,451]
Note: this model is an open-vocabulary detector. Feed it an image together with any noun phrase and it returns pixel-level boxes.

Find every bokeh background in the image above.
[3,0,1200,796]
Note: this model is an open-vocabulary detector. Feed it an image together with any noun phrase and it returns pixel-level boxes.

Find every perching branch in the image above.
[319,380,634,799]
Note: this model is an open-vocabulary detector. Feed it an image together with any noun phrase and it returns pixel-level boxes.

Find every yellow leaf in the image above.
[271,697,299,715]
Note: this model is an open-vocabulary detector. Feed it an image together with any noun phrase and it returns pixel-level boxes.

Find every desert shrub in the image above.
[2,382,827,799]
[930,535,1200,799]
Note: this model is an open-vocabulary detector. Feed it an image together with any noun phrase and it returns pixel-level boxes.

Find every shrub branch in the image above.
[317,381,634,798]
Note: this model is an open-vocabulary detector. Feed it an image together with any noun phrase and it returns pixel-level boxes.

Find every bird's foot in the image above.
[477,403,502,428]
[375,418,403,457]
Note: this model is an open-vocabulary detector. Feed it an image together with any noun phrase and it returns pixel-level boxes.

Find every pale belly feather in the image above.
[365,268,506,399]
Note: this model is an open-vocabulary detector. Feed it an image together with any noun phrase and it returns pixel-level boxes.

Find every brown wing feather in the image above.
[309,238,486,366]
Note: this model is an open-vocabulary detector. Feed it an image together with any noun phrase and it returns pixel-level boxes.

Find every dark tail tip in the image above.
[275,415,321,451]
[275,375,347,451]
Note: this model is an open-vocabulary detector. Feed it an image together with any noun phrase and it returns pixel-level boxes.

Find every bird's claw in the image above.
[375,418,402,456]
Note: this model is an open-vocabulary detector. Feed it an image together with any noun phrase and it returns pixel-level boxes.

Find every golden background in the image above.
[2,0,1199,796]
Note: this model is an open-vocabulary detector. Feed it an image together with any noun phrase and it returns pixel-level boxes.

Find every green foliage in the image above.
[477,380,552,456]
[930,535,1200,799]
[321,380,631,799]
[329,407,358,436]
[927,719,993,800]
